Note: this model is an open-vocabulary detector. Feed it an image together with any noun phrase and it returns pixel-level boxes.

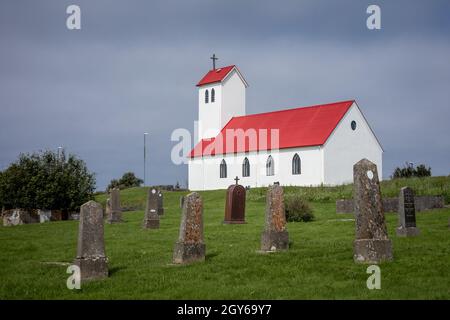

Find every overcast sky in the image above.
[1,0,449,190]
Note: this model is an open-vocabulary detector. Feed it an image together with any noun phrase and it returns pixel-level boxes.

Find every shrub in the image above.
[0,150,95,211]
[284,194,314,222]
[392,163,431,179]
[107,172,143,192]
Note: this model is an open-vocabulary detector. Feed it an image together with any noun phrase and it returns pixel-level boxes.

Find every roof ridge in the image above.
[229,99,355,121]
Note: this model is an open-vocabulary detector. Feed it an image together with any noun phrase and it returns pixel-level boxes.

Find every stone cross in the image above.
[143,188,160,229]
[173,192,205,264]
[396,187,420,237]
[353,159,393,263]
[74,201,108,281]
[107,188,123,223]
[157,191,164,216]
[234,176,240,185]
[260,184,289,251]
[224,184,246,224]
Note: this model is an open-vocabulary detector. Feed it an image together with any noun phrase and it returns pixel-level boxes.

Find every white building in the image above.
[188,65,383,191]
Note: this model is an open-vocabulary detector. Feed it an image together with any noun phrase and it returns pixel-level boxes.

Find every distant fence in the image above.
[336,196,445,214]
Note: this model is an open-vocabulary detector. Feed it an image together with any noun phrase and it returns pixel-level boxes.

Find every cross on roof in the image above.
[234,176,240,185]
[210,54,218,70]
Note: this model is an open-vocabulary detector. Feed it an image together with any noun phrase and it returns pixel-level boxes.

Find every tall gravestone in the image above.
[173,192,205,264]
[224,184,246,224]
[107,188,123,223]
[105,198,111,218]
[260,185,289,251]
[74,201,108,281]
[157,191,164,216]
[396,187,420,237]
[353,159,393,263]
[143,188,160,229]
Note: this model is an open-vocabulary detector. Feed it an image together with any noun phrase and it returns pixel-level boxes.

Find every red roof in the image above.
[189,100,354,158]
[196,65,235,86]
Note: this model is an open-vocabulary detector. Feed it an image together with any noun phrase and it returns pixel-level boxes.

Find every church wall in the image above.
[188,146,323,190]
[198,83,222,141]
[323,102,383,185]
[221,70,246,129]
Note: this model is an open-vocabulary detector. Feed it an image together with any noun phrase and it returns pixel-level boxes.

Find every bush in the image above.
[392,163,431,179]
[284,194,314,222]
[107,172,143,192]
[0,150,95,211]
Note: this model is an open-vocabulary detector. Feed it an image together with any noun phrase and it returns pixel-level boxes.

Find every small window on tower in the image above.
[211,88,215,103]
[205,90,209,103]
[351,120,357,130]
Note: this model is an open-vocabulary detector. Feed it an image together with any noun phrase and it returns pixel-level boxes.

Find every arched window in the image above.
[266,155,274,176]
[220,159,227,178]
[205,89,209,103]
[211,88,215,102]
[292,153,301,175]
[242,157,250,177]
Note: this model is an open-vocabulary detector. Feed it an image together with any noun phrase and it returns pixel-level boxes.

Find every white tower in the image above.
[196,61,248,142]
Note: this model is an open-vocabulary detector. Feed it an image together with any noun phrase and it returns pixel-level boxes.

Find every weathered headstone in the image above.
[353,159,393,263]
[260,185,289,251]
[396,187,420,237]
[224,184,246,224]
[173,192,205,264]
[179,196,185,209]
[105,198,111,218]
[2,209,39,226]
[157,191,164,216]
[38,210,52,223]
[74,201,108,281]
[107,188,123,223]
[143,188,160,229]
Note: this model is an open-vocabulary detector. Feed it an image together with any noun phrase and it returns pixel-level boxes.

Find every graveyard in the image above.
[0,176,449,300]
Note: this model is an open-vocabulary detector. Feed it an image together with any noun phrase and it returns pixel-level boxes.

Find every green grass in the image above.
[0,182,449,299]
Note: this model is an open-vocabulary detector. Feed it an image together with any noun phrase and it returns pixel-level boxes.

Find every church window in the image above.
[266,155,274,176]
[242,157,250,177]
[292,153,301,175]
[205,89,209,103]
[351,120,357,130]
[211,88,215,102]
[220,159,227,178]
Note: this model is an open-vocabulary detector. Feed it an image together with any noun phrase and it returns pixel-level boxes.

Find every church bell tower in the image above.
[196,55,248,142]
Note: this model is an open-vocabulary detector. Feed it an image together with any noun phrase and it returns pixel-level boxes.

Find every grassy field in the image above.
[0,178,449,299]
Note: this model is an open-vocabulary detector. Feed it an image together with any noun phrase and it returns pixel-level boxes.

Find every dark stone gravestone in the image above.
[143,188,160,229]
[74,201,108,281]
[396,187,420,237]
[173,192,205,264]
[224,184,246,224]
[353,159,393,263]
[260,184,289,251]
[157,191,164,216]
[107,188,123,223]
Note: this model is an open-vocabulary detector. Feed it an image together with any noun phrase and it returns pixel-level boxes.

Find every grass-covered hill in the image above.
[0,176,449,299]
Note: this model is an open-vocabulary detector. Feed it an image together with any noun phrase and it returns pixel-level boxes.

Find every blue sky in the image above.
[1,1,449,190]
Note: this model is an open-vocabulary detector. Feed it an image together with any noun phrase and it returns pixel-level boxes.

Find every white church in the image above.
[188,63,383,191]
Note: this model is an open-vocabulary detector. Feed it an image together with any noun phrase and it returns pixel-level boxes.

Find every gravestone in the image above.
[353,159,393,263]
[157,191,164,216]
[107,188,123,223]
[143,188,160,229]
[224,184,246,224]
[180,196,185,209]
[74,201,108,281]
[260,185,289,251]
[173,192,205,264]
[38,210,52,223]
[105,198,111,218]
[397,187,420,237]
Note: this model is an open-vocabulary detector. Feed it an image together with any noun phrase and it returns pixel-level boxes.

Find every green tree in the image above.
[392,163,432,179]
[0,150,95,211]
[107,172,143,192]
